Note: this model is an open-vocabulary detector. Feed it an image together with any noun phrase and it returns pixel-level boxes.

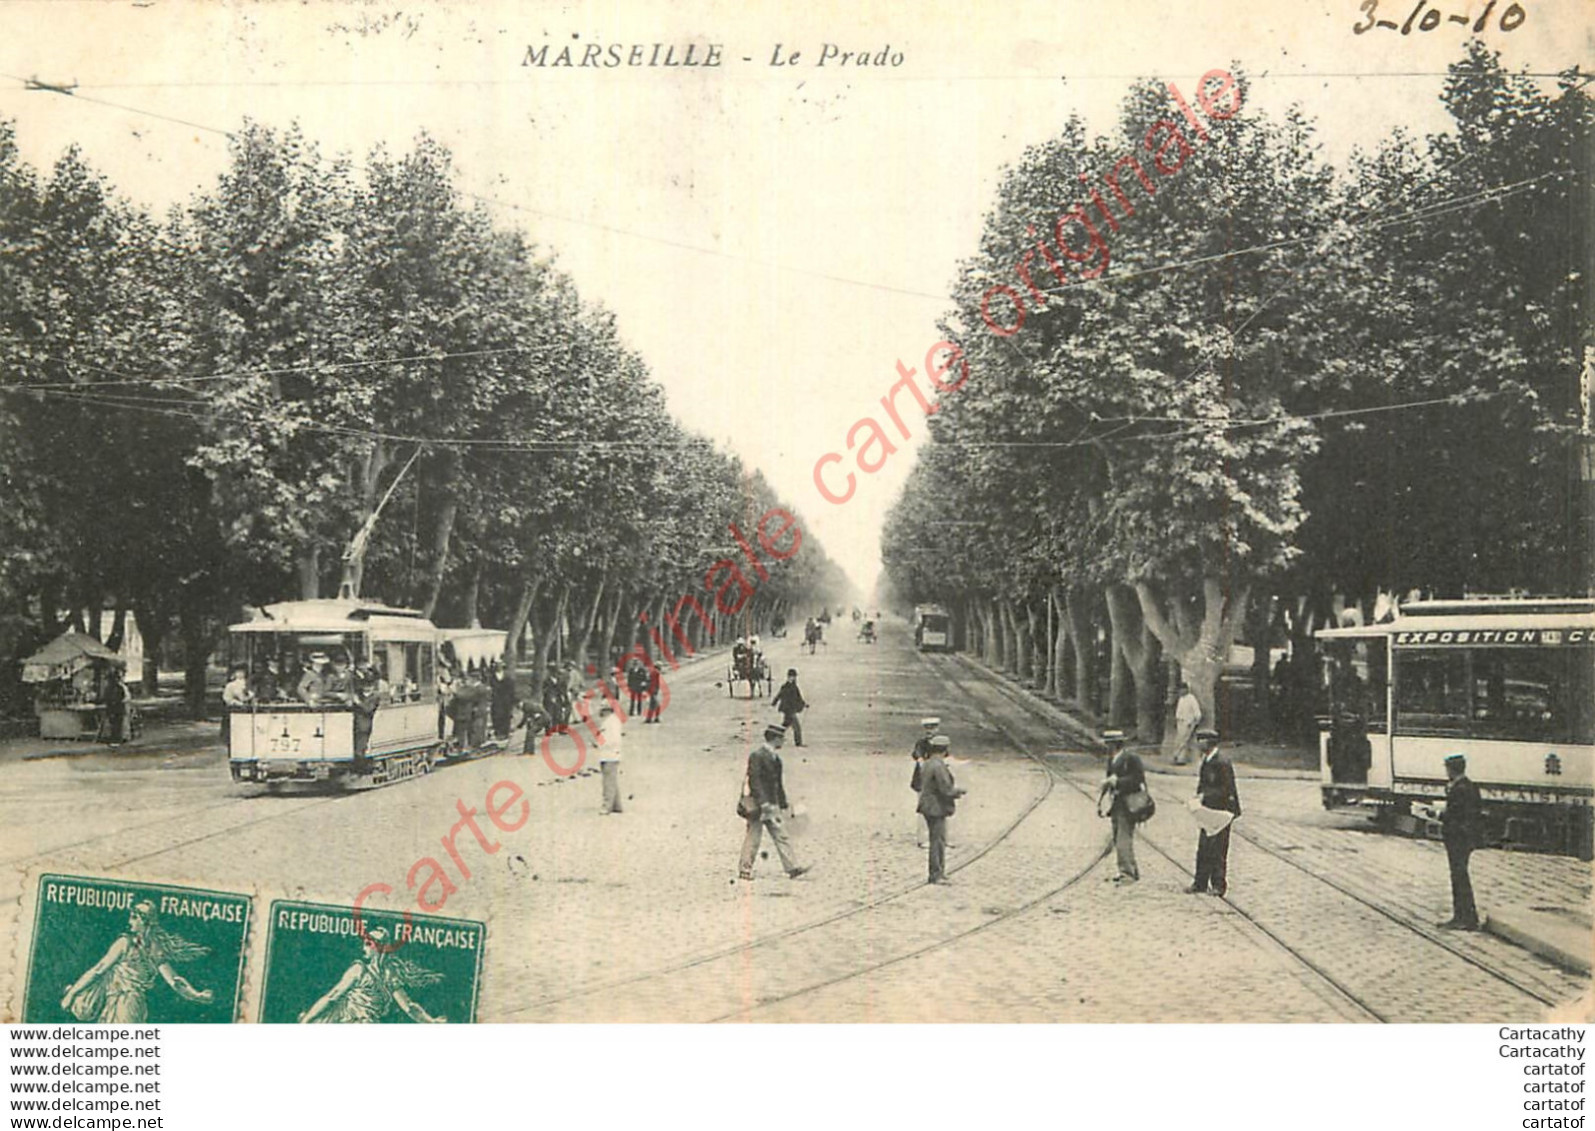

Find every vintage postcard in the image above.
[0,0,1589,1027]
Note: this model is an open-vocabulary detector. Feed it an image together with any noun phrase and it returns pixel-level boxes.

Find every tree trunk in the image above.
[597,587,625,670]
[503,579,542,670]
[132,602,166,695]
[1108,613,1133,728]
[1049,586,1069,699]
[1134,576,1252,739]
[1106,584,1163,742]
[462,563,483,629]
[105,604,128,652]
[417,451,462,618]
[296,547,321,601]
[1062,589,1096,715]
[1021,601,1041,683]
[1246,592,1275,730]
[337,440,394,600]
[179,602,210,719]
[568,577,607,673]
[532,584,570,687]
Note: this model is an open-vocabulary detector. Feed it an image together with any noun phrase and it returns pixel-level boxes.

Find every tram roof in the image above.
[230,599,437,639]
[1318,599,1595,640]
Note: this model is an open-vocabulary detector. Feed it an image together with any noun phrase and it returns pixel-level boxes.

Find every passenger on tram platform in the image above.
[252,658,282,702]
[323,653,353,703]
[297,653,330,705]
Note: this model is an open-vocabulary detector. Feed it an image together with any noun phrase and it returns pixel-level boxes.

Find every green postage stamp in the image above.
[258,900,484,1023]
[23,875,252,1024]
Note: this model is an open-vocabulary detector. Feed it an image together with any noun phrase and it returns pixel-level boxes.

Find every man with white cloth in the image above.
[1189,729,1241,895]
[597,700,625,814]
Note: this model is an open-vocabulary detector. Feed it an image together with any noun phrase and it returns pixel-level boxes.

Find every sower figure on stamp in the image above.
[1097,729,1145,884]
[915,734,964,884]
[738,723,810,881]
[1190,729,1241,895]
[62,899,213,1023]
[771,668,807,747]
[1437,752,1483,930]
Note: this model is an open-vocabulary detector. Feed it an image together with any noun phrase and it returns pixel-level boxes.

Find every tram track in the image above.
[7,650,738,876]
[948,652,1570,1017]
[498,688,1068,1018]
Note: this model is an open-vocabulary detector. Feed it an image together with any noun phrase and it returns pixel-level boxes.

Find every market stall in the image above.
[20,632,128,740]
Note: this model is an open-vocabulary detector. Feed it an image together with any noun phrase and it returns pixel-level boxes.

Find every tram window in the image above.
[1393,650,1469,735]
[416,644,436,703]
[1470,647,1595,745]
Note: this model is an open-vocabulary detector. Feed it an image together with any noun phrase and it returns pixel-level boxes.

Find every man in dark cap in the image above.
[1097,729,1145,884]
[1437,753,1483,930]
[914,734,964,884]
[771,668,808,747]
[1190,729,1241,895]
[738,723,809,881]
[910,717,941,847]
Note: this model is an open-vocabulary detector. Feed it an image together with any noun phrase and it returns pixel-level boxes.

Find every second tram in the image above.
[1316,598,1594,858]
[914,604,952,652]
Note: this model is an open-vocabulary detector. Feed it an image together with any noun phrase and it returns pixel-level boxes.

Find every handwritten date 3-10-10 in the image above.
[1354,0,1526,35]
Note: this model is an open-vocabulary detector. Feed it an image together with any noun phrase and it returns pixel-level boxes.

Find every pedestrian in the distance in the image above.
[1173,683,1201,765]
[101,669,129,747]
[914,735,964,884]
[1190,729,1241,895]
[771,668,808,747]
[911,717,940,847]
[644,665,662,723]
[1437,752,1483,930]
[738,723,809,881]
[490,660,516,740]
[1097,728,1145,884]
[625,659,648,718]
[598,700,624,815]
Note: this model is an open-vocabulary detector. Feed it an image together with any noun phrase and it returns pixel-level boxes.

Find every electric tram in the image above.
[914,604,951,652]
[226,599,445,786]
[1316,598,1594,857]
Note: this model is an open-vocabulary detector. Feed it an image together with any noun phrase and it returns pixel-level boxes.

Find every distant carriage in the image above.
[726,648,770,699]
[226,599,490,789]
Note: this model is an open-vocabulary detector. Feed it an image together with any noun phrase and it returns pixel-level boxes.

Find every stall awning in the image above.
[20,632,127,683]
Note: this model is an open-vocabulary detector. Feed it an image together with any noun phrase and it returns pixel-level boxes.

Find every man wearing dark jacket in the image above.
[738,724,809,881]
[1099,729,1145,884]
[914,735,964,884]
[771,669,808,747]
[1438,752,1483,930]
[1190,729,1241,896]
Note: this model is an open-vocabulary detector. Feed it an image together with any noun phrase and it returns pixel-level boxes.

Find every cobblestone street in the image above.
[1,620,1588,1023]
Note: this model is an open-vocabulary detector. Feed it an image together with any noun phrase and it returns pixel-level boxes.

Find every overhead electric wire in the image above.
[0,62,1581,456]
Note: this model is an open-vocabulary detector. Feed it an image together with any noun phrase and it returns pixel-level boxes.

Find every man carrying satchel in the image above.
[1098,729,1148,885]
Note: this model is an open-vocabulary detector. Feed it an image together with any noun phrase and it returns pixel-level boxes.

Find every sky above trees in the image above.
[0,0,1587,592]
